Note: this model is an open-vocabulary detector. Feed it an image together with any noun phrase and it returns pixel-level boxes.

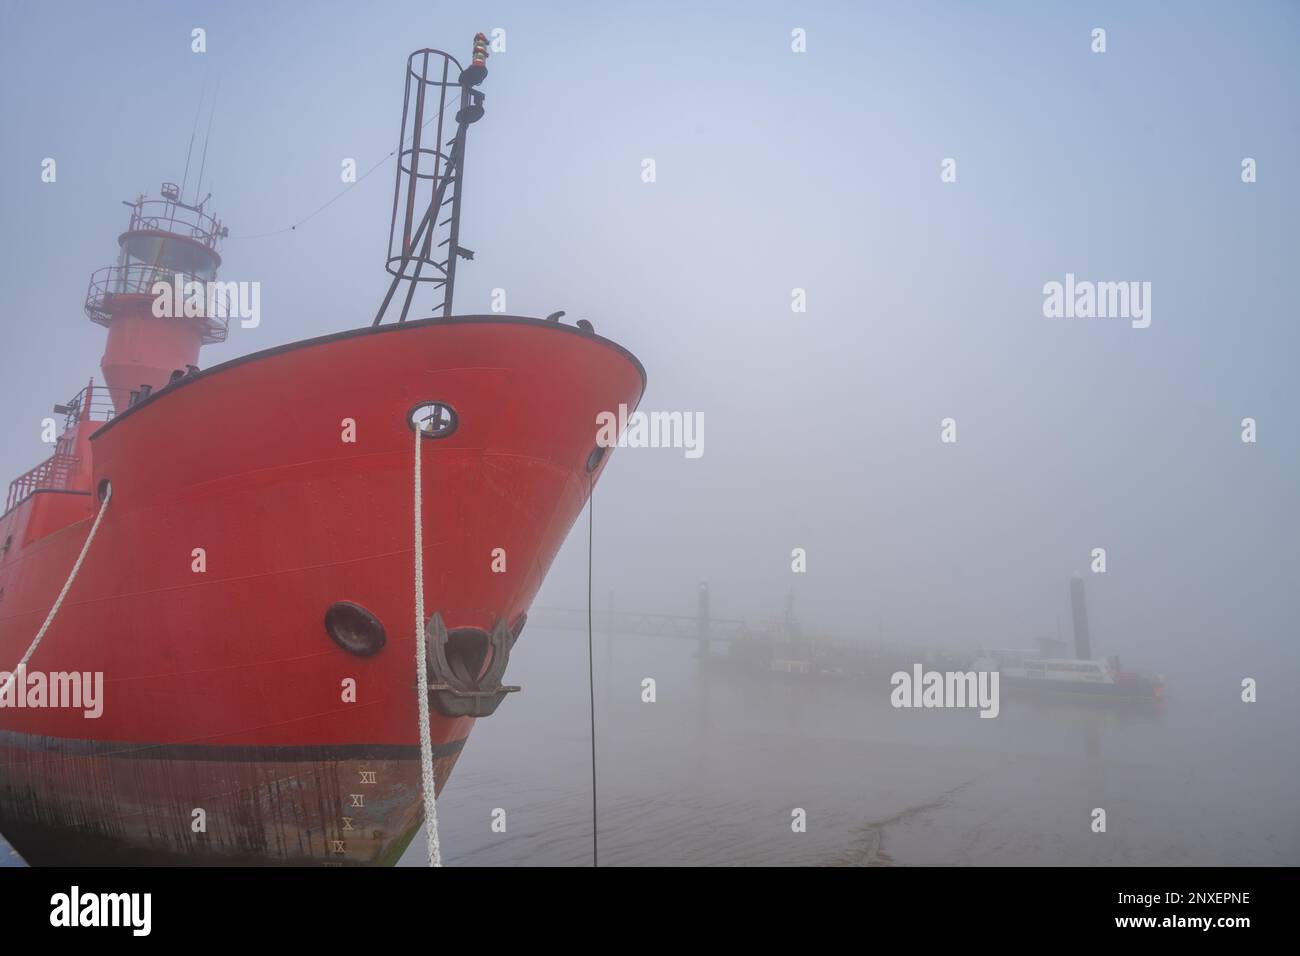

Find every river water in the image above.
[4,625,1290,867]
[401,625,1300,866]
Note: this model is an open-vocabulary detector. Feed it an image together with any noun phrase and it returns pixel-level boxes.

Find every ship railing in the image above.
[126,194,226,249]
[55,384,119,431]
[5,451,80,513]
[85,263,230,344]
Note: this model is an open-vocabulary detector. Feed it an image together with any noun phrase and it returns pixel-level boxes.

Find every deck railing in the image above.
[55,383,119,431]
[4,451,80,513]
[126,194,226,250]
[84,263,230,344]
[3,384,123,513]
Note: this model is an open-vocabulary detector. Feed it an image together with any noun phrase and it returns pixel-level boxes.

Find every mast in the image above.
[373,34,490,325]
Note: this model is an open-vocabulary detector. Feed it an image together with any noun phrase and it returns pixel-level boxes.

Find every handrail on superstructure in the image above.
[85,263,231,344]
[4,382,123,513]
[124,189,227,250]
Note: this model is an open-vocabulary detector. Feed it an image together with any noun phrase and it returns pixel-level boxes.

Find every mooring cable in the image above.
[0,483,112,699]
[412,425,443,867]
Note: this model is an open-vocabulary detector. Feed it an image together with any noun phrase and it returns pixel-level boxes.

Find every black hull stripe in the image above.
[0,730,465,763]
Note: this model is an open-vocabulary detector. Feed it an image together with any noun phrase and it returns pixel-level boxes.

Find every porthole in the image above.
[324,601,387,657]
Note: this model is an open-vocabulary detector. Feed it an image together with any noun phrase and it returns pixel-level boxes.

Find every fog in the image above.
[1,1,1297,865]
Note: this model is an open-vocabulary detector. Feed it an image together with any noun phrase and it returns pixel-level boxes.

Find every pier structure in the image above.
[527,584,974,680]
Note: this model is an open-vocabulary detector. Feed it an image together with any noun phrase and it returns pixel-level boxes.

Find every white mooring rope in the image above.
[0,483,112,699]
[412,425,443,867]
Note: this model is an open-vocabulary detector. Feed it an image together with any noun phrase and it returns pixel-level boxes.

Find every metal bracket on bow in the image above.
[424,612,520,718]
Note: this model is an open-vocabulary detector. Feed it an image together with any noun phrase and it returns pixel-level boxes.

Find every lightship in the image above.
[0,36,644,864]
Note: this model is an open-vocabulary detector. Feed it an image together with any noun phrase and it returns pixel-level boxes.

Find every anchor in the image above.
[423,612,521,718]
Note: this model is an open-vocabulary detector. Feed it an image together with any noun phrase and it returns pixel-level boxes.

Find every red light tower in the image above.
[84,183,230,413]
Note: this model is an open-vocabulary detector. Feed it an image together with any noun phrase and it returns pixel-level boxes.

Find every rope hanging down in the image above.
[0,483,112,699]
[586,475,598,867]
[412,425,443,867]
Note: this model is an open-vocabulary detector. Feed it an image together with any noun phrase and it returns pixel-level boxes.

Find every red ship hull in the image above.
[0,316,644,865]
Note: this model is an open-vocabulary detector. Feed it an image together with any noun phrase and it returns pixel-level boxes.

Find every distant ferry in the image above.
[975,648,1164,702]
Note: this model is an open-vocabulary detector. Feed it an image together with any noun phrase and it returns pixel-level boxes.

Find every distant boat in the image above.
[974,648,1164,702]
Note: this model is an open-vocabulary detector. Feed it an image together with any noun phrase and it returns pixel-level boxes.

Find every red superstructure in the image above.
[0,40,644,865]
